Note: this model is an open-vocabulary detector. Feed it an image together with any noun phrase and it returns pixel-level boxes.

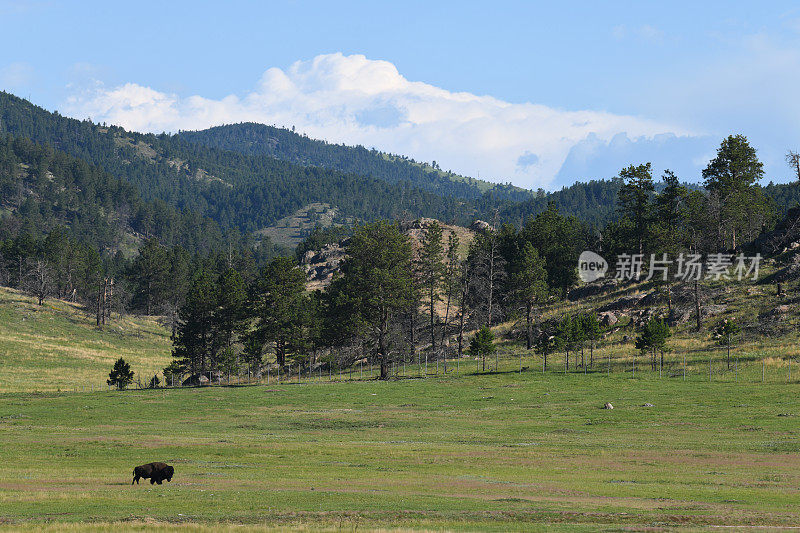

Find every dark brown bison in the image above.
[132,462,174,485]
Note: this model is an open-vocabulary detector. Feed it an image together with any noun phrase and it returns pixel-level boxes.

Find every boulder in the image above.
[598,311,618,327]
[469,220,494,234]
[603,402,614,410]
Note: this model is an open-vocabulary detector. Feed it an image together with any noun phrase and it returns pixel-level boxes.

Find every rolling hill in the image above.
[177,122,532,202]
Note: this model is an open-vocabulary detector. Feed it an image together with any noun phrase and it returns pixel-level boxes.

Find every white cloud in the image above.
[64,53,692,189]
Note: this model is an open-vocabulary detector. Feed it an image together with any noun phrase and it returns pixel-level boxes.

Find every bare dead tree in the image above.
[787,150,800,182]
[25,258,52,306]
[96,277,113,327]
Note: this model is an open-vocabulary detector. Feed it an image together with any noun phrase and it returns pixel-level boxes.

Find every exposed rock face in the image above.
[300,242,347,290]
[598,311,618,327]
[469,220,494,234]
[300,218,475,291]
[399,217,440,232]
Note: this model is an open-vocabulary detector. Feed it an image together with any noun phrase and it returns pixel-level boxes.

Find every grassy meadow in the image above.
[2,279,800,530]
[1,372,800,530]
[0,287,171,393]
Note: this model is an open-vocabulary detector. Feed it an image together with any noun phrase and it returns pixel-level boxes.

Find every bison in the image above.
[132,462,174,485]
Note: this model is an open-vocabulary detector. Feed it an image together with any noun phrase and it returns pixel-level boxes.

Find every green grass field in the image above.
[0,288,171,393]
[1,371,800,530]
[3,281,800,531]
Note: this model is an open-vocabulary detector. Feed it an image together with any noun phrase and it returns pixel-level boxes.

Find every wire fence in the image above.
[78,342,800,394]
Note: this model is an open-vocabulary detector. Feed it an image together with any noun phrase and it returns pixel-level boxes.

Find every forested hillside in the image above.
[177,122,800,226]
[0,92,475,234]
[178,122,531,202]
[0,134,230,254]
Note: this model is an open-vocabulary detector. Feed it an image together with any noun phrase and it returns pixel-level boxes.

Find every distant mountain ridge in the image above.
[2,90,798,251]
[178,122,532,203]
[0,92,478,237]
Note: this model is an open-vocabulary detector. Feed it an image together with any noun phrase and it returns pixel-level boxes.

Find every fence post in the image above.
[709,356,712,382]
[683,353,686,381]
[762,359,765,383]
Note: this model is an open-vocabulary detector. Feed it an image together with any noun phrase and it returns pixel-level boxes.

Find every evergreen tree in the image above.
[579,313,602,368]
[702,135,772,250]
[440,231,460,362]
[469,326,496,371]
[172,270,219,379]
[617,163,655,255]
[635,317,671,371]
[467,228,507,327]
[251,257,309,368]
[107,357,135,389]
[653,170,688,255]
[535,326,556,371]
[162,360,184,386]
[130,237,170,315]
[215,268,248,374]
[417,221,445,358]
[509,242,548,350]
[520,203,586,295]
[329,221,415,379]
[555,315,578,370]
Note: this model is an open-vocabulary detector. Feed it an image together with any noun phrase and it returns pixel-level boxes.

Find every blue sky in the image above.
[2,1,800,189]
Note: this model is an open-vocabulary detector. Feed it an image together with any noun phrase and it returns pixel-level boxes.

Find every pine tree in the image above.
[418,221,445,360]
[172,270,219,379]
[107,357,134,390]
[555,315,577,370]
[520,203,585,295]
[617,163,655,256]
[635,317,671,371]
[469,326,495,371]
[329,221,414,379]
[535,327,555,371]
[467,228,507,328]
[130,237,170,315]
[509,242,548,350]
[251,257,309,369]
[579,313,601,368]
[702,135,770,250]
[440,231,460,366]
